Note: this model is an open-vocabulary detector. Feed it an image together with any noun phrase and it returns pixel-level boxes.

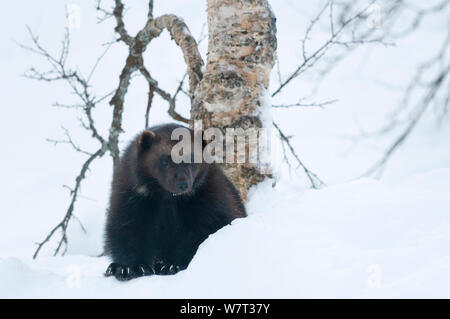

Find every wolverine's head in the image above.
[135,124,207,196]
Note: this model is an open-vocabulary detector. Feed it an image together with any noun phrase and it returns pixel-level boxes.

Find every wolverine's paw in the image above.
[105,263,154,281]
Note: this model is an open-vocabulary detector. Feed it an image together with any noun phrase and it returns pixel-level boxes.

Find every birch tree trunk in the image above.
[191,0,277,201]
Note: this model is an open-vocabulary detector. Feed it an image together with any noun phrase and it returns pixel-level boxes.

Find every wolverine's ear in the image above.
[138,130,159,150]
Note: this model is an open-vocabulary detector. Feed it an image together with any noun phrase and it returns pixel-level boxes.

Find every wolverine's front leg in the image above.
[104,215,154,281]
[150,233,201,276]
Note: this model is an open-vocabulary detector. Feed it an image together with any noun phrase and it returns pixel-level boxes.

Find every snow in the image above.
[1,0,450,298]
[258,88,273,131]
[1,169,450,298]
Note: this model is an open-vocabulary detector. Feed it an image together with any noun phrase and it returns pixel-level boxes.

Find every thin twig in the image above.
[273,121,325,189]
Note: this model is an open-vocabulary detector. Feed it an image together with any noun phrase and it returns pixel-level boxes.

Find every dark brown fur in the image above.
[104,123,246,281]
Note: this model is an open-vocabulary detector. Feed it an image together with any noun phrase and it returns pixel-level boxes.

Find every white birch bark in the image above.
[192,0,277,201]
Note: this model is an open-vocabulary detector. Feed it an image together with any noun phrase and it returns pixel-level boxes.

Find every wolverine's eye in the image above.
[160,156,170,166]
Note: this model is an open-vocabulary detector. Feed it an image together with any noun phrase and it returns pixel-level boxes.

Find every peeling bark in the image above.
[192,0,277,201]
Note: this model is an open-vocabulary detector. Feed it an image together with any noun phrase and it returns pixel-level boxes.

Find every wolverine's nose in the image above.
[176,180,188,193]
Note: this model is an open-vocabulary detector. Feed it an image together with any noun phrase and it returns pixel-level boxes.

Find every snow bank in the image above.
[1,169,449,298]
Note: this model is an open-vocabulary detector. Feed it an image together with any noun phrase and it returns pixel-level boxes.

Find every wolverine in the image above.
[104,123,246,281]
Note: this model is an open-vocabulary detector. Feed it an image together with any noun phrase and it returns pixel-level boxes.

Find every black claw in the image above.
[153,262,184,275]
[138,265,145,275]
[150,264,156,274]
[105,263,155,281]
[138,264,154,276]
[115,266,127,281]
[105,263,119,277]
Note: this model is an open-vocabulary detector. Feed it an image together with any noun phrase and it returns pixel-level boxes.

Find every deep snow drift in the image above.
[1,168,449,298]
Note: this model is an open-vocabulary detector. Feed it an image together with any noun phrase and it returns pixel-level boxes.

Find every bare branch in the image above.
[172,23,207,102]
[95,0,114,24]
[47,127,93,156]
[33,148,107,259]
[112,0,133,44]
[147,0,154,20]
[273,122,325,189]
[140,66,189,124]
[272,0,377,97]
[145,14,204,103]
[22,25,111,258]
[364,28,450,177]
[87,40,114,83]
[173,72,189,101]
[273,99,338,109]
[145,81,155,128]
